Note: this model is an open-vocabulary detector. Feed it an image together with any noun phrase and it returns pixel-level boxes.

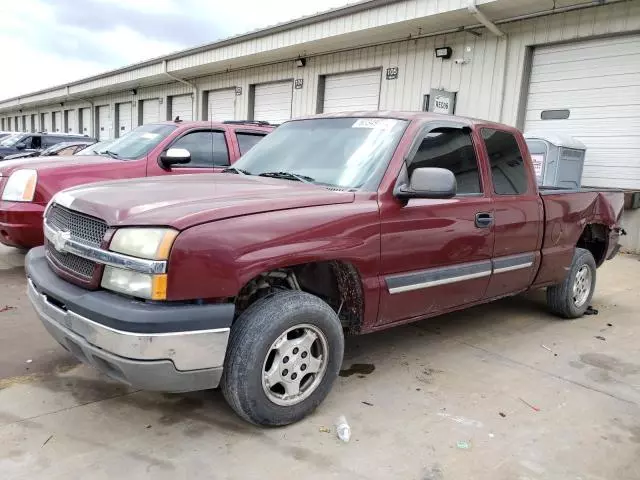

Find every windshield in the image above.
[76,140,111,156]
[99,124,177,160]
[0,133,25,147]
[232,118,408,189]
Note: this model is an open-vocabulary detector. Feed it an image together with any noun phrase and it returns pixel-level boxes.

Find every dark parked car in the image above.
[3,141,95,160]
[0,132,96,159]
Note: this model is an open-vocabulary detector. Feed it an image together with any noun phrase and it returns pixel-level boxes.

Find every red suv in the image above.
[0,120,274,248]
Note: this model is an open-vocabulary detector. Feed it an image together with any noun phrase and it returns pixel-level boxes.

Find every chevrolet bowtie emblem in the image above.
[52,230,71,253]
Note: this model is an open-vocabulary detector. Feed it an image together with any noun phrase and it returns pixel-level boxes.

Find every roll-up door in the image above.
[524,34,640,189]
[79,108,91,136]
[206,89,235,121]
[42,113,51,132]
[170,95,193,121]
[322,70,382,113]
[52,111,62,132]
[253,81,293,124]
[65,110,77,133]
[96,105,111,140]
[117,102,132,136]
[141,99,160,125]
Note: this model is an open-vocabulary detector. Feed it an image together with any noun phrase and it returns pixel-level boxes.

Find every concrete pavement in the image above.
[1,243,639,479]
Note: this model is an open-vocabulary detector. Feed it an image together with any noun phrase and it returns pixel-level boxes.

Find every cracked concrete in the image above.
[1,243,639,479]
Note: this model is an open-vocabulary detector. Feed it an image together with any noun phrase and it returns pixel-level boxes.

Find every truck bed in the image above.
[533,187,625,287]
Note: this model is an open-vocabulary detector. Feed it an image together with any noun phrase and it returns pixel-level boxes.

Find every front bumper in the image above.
[26,247,235,392]
[0,201,45,248]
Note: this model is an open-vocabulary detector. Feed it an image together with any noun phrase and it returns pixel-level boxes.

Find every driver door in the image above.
[377,126,495,326]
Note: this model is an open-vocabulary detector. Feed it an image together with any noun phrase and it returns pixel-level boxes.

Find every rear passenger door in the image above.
[480,127,544,299]
[160,129,231,175]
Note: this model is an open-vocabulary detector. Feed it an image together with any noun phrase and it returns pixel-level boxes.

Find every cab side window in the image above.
[171,131,230,168]
[482,128,528,195]
[408,128,481,194]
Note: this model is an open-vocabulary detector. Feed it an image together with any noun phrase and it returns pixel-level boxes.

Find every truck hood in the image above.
[56,174,356,229]
[0,155,112,176]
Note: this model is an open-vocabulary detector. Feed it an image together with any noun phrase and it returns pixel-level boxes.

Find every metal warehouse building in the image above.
[1,0,640,248]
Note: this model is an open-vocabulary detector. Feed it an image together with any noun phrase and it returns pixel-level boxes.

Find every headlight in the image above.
[2,169,37,202]
[101,266,167,300]
[109,228,178,260]
[102,227,177,300]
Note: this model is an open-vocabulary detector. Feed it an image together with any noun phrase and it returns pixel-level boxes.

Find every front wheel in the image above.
[221,290,344,426]
[546,247,596,319]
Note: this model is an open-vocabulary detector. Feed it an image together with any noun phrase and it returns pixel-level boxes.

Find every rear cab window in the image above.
[408,127,482,195]
[481,128,528,195]
[236,132,266,155]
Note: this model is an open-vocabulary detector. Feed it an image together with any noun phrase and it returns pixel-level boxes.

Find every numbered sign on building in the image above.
[428,89,456,115]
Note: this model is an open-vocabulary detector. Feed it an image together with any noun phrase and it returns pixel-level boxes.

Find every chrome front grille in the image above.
[46,245,95,279]
[48,204,108,247]
[45,204,108,283]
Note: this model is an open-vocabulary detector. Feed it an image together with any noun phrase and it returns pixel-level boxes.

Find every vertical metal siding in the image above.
[1,3,638,138]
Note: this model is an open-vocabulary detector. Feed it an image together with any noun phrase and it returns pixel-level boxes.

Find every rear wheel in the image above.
[546,248,596,319]
[222,290,344,426]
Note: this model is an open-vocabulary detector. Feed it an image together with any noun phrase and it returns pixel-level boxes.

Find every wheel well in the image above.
[234,261,365,334]
[577,224,608,267]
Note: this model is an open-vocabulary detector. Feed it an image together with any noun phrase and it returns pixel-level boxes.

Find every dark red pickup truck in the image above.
[0,120,273,248]
[25,112,624,426]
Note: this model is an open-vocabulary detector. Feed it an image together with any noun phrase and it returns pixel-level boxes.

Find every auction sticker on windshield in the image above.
[351,118,396,130]
[141,133,160,139]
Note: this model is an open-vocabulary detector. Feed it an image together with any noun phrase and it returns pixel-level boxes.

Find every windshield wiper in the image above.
[103,150,120,159]
[258,171,315,184]
[223,167,251,175]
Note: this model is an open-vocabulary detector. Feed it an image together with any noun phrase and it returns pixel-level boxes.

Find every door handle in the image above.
[475,212,493,228]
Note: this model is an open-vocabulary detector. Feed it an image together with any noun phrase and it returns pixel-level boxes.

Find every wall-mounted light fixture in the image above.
[435,47,453,59]
[131,89,137,96]
[295,57,307,68]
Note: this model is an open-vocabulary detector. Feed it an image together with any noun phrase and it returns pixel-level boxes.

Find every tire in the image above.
[221,290,344,426]
[546,247,596,319]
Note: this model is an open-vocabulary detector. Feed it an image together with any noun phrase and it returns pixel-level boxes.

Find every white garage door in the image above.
[171,95,193,121]
[97,105,111,140]
[79,108,91,136]
[524,35,640,189]
[117,103,132,137]
[52,111,62,132]
[141,99,160,125]
[42,113,51,132]
[253,81,293,124]
[65,110,76,133]
[323,70,382,113]
[207,89,235,121]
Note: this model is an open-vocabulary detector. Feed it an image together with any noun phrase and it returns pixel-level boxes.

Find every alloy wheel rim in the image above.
[261,323,329,406]
[572,265,592,308]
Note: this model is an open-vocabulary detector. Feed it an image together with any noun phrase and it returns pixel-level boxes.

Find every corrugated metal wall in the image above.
[1,2,638,136]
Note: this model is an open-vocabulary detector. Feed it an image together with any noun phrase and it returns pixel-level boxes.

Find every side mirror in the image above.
[159,148,191,168]
[15,142,26,150]
[395,167,457,199]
